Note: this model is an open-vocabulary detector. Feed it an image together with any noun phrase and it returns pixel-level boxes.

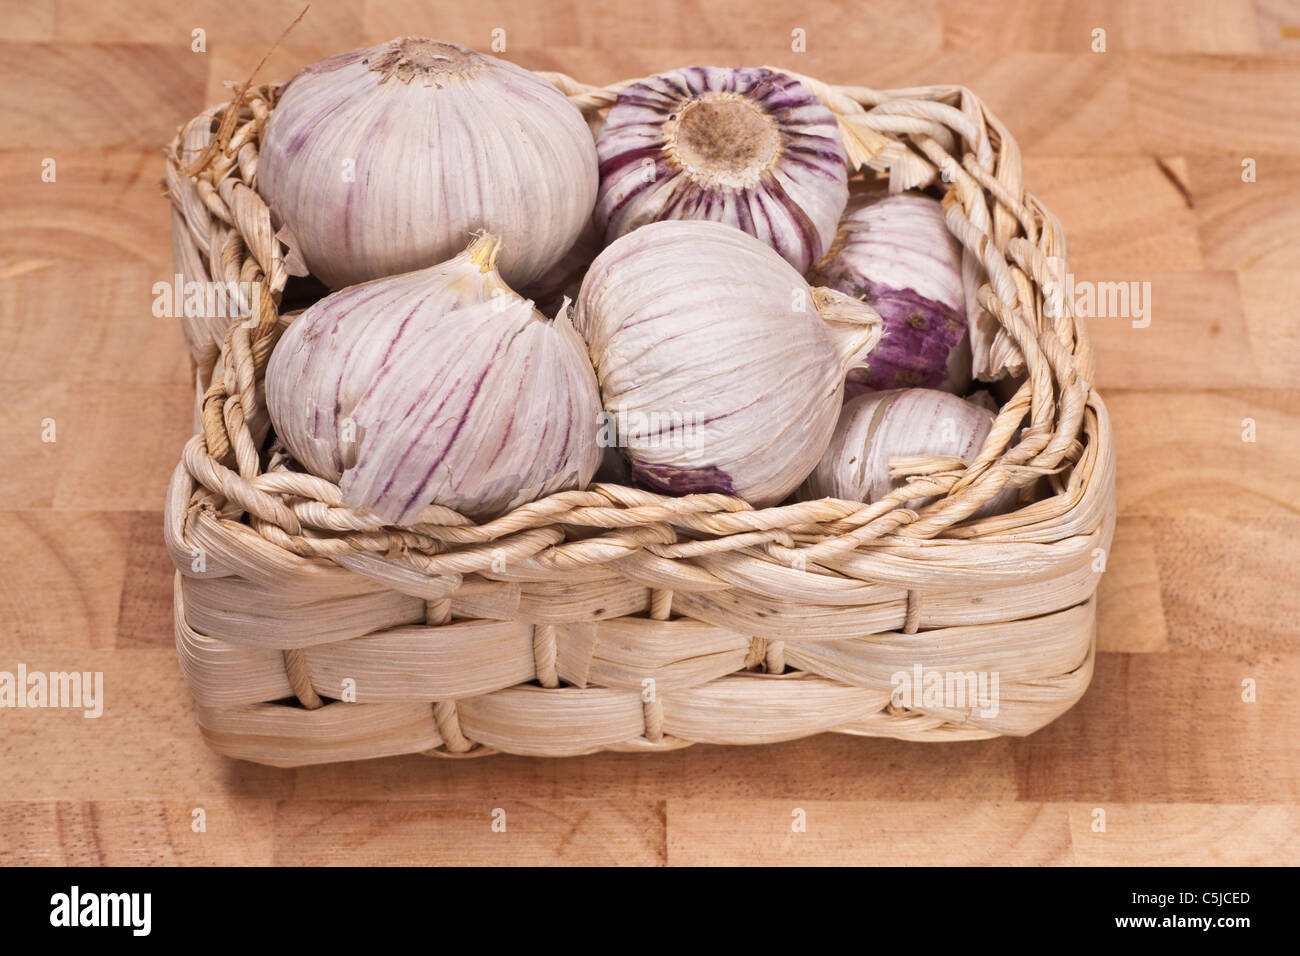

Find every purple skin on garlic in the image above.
[630,460,736,496]
[266,235,602,526]
[842,280,967,397]
[811,191,970,398]
[595,66,848,273]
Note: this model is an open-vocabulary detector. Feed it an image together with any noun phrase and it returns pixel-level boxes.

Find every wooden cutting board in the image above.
[0,0,1297,865]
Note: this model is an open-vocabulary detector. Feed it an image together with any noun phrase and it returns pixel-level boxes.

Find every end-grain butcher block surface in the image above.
[0,0,1297,866]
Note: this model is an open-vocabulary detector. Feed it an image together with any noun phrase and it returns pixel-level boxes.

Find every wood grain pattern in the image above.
[667,801,1300,865]
[0,799,277,865]
[1256,0,1300,50]
[1086,271,1255,390]
[1127,54,1300,155]
[359,0,946,54]
[287,736,1022,804]
[1067,804,1300,866]
[0,4,56,43]
[0,381,70,509]
[1024,158,1205,271]
[272,799,665,865]
[0,44,205,149]
[0,0,1296,866]
[1187,156,1300,270]
[0,151,172,266]
[1150,515,1300,652]
[667,800,1074,865]
[0,262,190,384]
[942,0,1266,53]
[0,511,138,649]
[1108,390,1300,516]
[1238,268,1300,385]
[53,0,364,47]
[1095,517,1169,654]
[1017,652,1300,803]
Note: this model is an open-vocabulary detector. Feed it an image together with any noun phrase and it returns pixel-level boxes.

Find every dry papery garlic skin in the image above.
[259,38,598,290]
[576,219,879,507]
[265,235,602,526]
[800,387,1020,518]
[811,191,971,397]
[595,66,849,274]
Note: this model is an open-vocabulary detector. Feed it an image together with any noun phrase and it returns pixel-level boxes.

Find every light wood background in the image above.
[1,0,1298,866]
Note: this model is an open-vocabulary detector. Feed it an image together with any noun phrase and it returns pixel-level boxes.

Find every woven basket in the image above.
[163,67,1115,766]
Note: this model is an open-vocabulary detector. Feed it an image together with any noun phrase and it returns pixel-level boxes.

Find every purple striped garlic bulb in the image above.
[266,234,602,525]
[595,66,849,274]
[575,220,882,506]
[800,388,1013,515]
[810,191,971,398]
[259,38,598,290]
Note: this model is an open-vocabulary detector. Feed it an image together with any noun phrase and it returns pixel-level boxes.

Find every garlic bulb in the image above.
[266,235,602,525]
[811,191,970,397]
[800,388,999,509]
[576,220,881,506]
[259,37,598,290]
[595,66,849,274]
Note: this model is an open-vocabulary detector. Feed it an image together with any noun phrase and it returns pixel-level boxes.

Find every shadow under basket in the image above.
[163,68,1115,766]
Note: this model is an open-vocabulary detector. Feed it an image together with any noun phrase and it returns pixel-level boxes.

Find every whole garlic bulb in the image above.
[266,235,602,525]
[811,191,970,397]
[595,66,849,274]
[576,220,881,506]
[259,38,598,290]
[800,388,1001,509]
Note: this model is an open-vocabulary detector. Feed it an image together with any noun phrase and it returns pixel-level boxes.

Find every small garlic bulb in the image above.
[811,191,970,397]
[259,38,598,290]
[266,235,602,525]
[576,220,881,506]
[595,66,849,274]
[800,388,998,509]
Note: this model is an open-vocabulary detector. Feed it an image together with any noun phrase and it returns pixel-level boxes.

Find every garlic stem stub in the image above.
[811,191,971,397]
[266,234,602,525]
[595,66,849,274]
[576,220,881,507]
[259,38,598,290]
[799,387,1002,512]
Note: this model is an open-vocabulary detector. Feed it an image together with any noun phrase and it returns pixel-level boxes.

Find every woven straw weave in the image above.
[163,67,1115,766]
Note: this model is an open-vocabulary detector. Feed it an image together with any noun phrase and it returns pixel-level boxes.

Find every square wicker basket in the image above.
[163,68,1115,766]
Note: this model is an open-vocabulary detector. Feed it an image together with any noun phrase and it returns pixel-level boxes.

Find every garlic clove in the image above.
[259,38,598,291]
[577,219,879,506]
[800,387,1020,517]
[595,66,849,274]
[266,234,602,525]
[811,190,971,397]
